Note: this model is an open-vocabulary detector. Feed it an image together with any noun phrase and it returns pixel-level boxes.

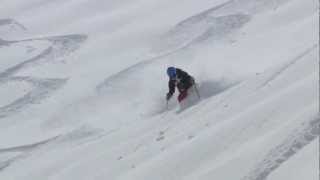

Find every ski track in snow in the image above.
[156,0,291,53]
[0,18,28,40]
[0,20,90,172]
[155,2,251,55]
[243,116,319,180]
[258,44,319,89]
[0,136,58,153]
[0,19,27,31]
[0,39,10,46]
[0,77,66,119]
[162,13,250,51]
[0,125,104,172]
[0,34,87,119]
[0,136,59,172]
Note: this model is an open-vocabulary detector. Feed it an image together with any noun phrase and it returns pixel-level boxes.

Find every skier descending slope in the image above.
[166,67,199,110]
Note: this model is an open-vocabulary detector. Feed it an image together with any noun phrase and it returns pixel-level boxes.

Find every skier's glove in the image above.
[166,93,172,100]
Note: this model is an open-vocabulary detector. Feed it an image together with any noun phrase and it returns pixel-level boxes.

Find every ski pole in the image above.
[194,83,201,99]
[191,77,200,99]
[166,100,168,110]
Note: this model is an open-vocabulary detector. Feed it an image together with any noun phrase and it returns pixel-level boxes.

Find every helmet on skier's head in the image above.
[167,67,176,78]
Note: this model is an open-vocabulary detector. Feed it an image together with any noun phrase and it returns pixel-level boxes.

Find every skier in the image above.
[166,67,196,103]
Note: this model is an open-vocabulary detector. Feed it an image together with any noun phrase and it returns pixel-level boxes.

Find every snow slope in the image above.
[0,0,318,179]
[268,138,319,180]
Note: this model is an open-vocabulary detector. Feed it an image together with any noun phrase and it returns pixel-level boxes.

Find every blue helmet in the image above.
[167,67,176,78]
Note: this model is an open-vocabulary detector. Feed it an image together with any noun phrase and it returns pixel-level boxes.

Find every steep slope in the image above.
[0,0,318,179]
[0,40,317,180]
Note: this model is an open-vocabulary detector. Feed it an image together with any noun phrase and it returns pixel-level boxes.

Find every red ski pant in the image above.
[178,89,188,102]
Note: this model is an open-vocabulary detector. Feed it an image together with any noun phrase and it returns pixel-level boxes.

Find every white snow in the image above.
[0,80,34,107]
[0,0,318,179]
[268,138,319,180]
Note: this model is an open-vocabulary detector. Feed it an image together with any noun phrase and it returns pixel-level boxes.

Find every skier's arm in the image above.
[166,80,175,100]
[168,80,175,94]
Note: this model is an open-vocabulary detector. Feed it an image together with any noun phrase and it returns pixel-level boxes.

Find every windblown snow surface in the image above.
[0,0,319,179]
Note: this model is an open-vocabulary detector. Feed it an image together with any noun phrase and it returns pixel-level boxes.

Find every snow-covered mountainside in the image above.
[0,0,318,179]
